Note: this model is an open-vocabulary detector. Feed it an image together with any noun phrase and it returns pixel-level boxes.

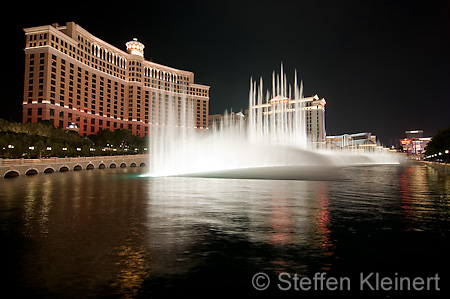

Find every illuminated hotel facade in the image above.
[22,22,210,137]
[400,130,432,157]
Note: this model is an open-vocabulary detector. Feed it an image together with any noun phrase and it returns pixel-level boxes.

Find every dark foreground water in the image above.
[1,164,449,298]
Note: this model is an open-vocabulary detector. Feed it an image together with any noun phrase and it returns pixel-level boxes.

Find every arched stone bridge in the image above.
[1,155,148,178]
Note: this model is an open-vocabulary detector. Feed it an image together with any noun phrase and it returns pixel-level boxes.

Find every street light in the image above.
[28,146,35,150]
[445,150,449,154]
[8,144,14,149]
[46,147,52,151]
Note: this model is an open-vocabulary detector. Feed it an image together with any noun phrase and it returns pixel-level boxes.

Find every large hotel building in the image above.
[22,22,210,136]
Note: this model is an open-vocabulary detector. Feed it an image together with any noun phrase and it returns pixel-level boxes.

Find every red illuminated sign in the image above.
[401,139,411,145]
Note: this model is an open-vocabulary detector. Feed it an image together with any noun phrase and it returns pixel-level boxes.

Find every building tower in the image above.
[126,38,145,57]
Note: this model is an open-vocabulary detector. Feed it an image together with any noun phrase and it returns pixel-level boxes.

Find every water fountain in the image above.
[146,65,400,179]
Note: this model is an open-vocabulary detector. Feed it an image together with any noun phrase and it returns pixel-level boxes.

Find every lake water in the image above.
[1,164,449,298]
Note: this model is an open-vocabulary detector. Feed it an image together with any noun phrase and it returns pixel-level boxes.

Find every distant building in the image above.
[326,132,377,149]
[303,95,326,143]
[405,130,423,139]
[400,130,431,158]
[208,114,223,127]
[208,111,245,127]
[22,21,210,137]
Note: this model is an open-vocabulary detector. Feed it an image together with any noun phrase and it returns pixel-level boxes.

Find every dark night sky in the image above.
[2,0,449,145]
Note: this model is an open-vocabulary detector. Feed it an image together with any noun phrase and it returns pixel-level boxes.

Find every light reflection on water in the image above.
[0,164,449,298]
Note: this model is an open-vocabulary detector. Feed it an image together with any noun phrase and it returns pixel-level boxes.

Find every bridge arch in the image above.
[44,167,55,173]
[98,163,106,169]
[73,165,82,171]
[4,170,19,178]
[25,168,38,176]
[130,162,137,167]
[109,163,117,168]
[120,162,127,168]
[86,164,95,170]
[139,162,146,167]
[59,166,69,172]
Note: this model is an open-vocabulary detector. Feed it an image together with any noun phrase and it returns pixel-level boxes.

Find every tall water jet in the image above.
[248,65,307,149]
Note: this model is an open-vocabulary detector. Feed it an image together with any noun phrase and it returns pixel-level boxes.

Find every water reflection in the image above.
[399,164,450,232]
[145,177,337,277]
[111,241,150,298]
[316,183,332,255]
[269,196,294,246]
[0,165,449,297]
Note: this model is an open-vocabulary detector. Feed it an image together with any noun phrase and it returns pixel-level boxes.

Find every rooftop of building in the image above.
[23,21,205,81]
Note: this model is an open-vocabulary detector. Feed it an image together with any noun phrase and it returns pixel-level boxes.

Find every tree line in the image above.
[425,126,450,163]
[0,119,149,159]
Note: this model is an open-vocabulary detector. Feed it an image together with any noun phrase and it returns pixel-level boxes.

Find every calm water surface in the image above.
[1,164,449,298]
